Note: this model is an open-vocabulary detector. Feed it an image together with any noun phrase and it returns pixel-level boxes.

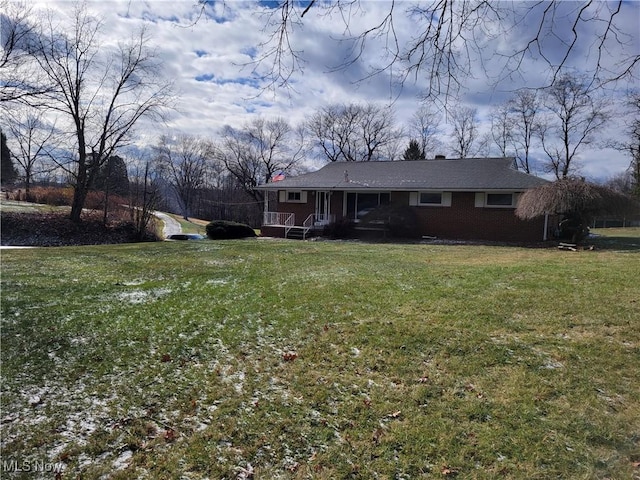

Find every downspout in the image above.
[263,190,269,227]
[543,213,549,241]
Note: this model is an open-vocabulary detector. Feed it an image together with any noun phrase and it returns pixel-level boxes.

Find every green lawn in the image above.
[1,237,639,479]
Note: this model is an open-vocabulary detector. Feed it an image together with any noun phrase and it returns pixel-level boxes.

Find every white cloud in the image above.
[20,0,640,181]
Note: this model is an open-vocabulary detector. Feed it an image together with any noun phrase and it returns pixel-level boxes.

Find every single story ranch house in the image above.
[256,157,552,243]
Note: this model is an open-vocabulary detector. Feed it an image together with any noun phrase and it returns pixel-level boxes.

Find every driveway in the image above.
[154,212,182,239]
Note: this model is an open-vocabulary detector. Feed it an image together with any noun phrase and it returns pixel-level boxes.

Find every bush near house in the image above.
[323,217,355,239]
[359,204,422,239]
[205,220,257,239]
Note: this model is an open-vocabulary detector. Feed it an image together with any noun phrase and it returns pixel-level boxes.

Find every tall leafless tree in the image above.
[307,102,400,162]
[449,106,479,158]
[539,74,609,179]
[625,93,640,197]
[155,134,213,220]
[28,3,172,222]
[489,103,513,158]
[3,108,59,196]
[408,105,443,159]
[128,153,161,241]
[607,92,640,197]
[506,90,541,174]
[215,117,304,203]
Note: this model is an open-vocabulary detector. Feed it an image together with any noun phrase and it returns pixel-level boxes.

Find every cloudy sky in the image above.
[21,1,640,181]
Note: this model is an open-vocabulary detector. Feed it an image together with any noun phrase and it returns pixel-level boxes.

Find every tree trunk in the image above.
[70,162,89,223]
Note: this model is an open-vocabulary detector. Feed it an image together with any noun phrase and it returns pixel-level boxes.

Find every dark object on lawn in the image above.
[205,220,257,239]
[166,234,206,241]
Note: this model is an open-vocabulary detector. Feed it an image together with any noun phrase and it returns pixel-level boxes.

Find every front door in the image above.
[315,191,330,225]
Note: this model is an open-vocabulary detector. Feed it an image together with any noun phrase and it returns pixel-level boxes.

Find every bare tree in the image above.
[0,1,54,104]
[506,90,541,173]
[155,134,213,219]
[28,3,172,222]
[3,108,59,197]
[489,103,513,158]
[307,102,400,162]
[128,153,161,241]
[449,106,478,158]
[607,93,640,197]
[408,105,443,159]
[216,117,305,203]
[625,93,640,197]
[539,74,609,179]
[233,1,639,100]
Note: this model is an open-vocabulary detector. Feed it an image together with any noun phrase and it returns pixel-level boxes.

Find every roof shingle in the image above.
[258,158,549,191]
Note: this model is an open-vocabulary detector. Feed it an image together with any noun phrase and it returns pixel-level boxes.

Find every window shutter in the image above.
[475,192,485,207]
[442,192,452,207]
[279,190,286,203]
[300,191,308,203]
[409,192,418,206]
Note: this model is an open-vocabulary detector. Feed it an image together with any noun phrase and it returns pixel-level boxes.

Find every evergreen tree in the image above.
[93,155,130,196]
[403,139,425,161]
[1,129,18,185]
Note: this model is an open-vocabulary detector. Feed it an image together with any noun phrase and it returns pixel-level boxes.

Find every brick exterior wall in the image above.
[265,190,547,242]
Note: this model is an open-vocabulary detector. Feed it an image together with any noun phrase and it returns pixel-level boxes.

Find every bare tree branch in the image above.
[242,1,639,101]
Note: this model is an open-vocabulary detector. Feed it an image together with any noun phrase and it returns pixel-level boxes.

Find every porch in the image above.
[262,212,335,239]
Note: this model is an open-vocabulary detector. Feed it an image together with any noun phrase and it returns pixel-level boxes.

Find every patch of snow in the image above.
[116,287,172,304]
[113,449,133,470]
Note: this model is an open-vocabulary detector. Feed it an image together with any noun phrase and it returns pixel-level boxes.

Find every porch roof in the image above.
[257,157,549,192]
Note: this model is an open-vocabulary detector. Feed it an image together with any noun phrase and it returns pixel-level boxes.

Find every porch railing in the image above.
[309,213,335,226]
[263,212,295,227]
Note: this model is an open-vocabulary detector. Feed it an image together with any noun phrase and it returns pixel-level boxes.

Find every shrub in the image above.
[205,220,257,239]
[359,204,421,239]
[26,186,74,206]
[323,217,354,239]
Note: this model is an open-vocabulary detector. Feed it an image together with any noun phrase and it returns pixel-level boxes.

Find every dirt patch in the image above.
[1,210,158,247]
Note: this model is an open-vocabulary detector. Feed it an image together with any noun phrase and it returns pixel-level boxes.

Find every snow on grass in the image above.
[116,287,172,305]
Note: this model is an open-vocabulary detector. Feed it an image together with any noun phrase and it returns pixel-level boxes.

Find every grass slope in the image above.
[1,239,639,479]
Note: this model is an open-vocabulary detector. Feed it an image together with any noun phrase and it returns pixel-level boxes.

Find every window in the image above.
[486,193,514,207]
[345,192,390,220]
[475,192,518,208]
[279,190,307,203]
[410,191,451,207]
[419,192,442,205]
[287,191,301,202]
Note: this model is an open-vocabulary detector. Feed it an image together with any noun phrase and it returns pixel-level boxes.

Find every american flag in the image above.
[271,171,285,182]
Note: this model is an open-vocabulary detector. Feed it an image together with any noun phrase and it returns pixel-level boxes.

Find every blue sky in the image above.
[25,1,640,181]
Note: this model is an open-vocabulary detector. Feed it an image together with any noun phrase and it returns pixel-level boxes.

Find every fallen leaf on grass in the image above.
[282,351,298,361]
[164,428,176,442]
[161,354,172,363]
[632,461,640,468]
[388,410,401,419]
[441,465,459,476]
